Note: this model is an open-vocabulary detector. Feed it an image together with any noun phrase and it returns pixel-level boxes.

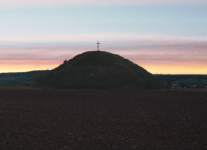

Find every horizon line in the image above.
[0,70,207,75]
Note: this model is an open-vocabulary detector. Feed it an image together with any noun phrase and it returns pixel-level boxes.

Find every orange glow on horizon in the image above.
[1,59,207,74]
[0,64,58,73]
[143,64,207,74]
[0,60,60,73]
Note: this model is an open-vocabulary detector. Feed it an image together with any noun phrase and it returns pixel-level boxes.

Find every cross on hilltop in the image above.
[96,41,100,51]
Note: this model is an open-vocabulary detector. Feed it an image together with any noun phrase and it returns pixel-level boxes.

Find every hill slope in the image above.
[38,51,163,89]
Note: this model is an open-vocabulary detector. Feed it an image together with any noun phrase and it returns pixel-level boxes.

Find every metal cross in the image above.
[96,41,100,51]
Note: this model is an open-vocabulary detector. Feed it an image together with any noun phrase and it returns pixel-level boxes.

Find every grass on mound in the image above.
[38,51,163,90]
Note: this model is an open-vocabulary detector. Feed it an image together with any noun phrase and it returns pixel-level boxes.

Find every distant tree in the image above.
[33,72,47,86]
[167,80,171,86]
[63,60,67,64]
[165,80,172,89]
[23,81,31,86]
[8,80,17,86]
[180,82,185,88]
[198,75,201,82]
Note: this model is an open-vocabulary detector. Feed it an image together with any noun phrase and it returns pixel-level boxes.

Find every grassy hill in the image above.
[38,51,163,89]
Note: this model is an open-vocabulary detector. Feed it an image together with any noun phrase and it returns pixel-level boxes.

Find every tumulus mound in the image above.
[38,51,163,89]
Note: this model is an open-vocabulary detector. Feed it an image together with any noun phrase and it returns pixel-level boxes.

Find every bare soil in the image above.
[0,88,207,149]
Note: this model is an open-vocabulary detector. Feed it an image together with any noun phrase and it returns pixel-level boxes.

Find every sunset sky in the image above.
[0,0,207,74]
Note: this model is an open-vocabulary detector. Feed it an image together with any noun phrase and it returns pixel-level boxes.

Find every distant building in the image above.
[172,84,178,88]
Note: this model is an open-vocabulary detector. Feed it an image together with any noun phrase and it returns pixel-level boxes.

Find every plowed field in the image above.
[1,88,207,149]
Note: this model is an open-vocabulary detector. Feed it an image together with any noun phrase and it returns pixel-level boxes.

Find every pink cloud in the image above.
[1,40,207,59]
[1,36,207,73]
[0,33,207,42]
[1,42,207,67]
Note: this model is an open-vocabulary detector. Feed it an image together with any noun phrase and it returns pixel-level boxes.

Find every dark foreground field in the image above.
[0,88,207,150]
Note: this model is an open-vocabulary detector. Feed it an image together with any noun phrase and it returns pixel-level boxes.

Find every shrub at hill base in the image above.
[38,51,163,90]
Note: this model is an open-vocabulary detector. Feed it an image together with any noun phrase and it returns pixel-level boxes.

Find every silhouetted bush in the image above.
[63,60,67,64]
[23,81,31,86]
[165,80,172,89]
[33,72,47,86]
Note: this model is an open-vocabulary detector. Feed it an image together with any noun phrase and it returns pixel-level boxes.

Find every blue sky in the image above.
[1,5,206,35]
[0,1,207,74]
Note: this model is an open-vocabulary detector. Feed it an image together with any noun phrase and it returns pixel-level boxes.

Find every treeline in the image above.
[0,70,50,81]
[155,75,207,81]
[0,80,32,86]
[33,71,49,86]
[155,75,207,88]
[0,70,50,87]
[1,70,207,88]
